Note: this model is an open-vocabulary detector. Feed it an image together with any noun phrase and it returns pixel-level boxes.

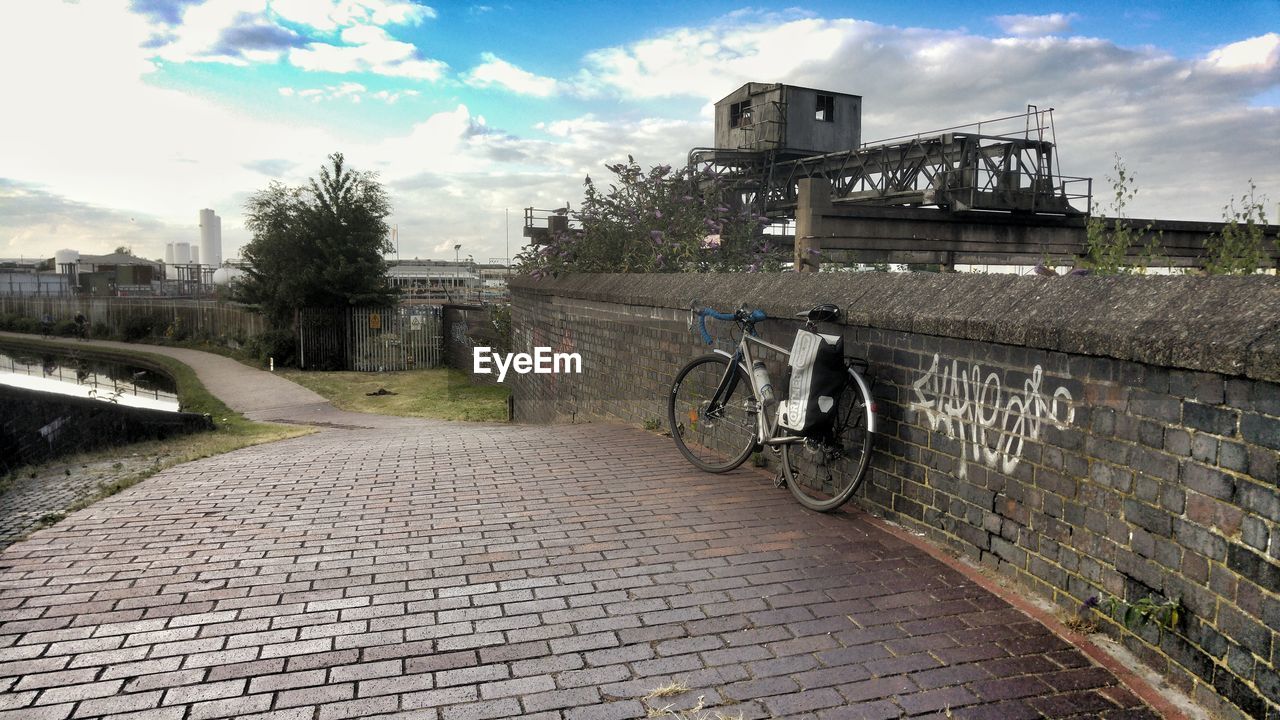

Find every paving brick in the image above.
[162,678,246,706]
[522,687,603,713]
[401,685,480,710]
[72,690,163,718]
[274,681,353,709]
[316,695,398,720]
[0,702,74,720]
[762,687,845,716]
[14,669,99,691]
[0,407,1164,720]
[436,663,509,687]
[186,694,274,720]
[247,669,325,694]
[33,678,125,706]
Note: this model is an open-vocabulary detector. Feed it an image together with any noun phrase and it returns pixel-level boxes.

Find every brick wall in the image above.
[509,272,1280,720]
[1,385,214,472]
[442,304,502,384]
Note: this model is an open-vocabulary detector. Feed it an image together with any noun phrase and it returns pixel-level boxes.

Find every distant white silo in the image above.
[174,242,191,264]
[199,208,223,267]
[164,242,175,265]
[191,246,200,265]
[211,267,245,286]
[54,249,79,275]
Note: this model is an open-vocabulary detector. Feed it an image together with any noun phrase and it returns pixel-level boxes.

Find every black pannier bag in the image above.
[778,329,846,437]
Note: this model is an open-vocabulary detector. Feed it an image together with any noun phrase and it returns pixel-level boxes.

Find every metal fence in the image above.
[0,296,265,340]
[298,306,442,371]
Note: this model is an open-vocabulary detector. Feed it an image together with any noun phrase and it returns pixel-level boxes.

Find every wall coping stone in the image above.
[510,273,1280,382]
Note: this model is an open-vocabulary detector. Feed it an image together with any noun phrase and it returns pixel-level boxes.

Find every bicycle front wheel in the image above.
[668,354,757,473]
[780,368,874,512]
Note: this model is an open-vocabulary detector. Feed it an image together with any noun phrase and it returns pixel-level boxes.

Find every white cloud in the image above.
[992,13,1079,37]
[1202,33,1280,72]
[270,0,435,32]
[279,82,367,101]
[372,88,420,103]
[467,53,559,97]
[564,16,1279,227]
[141,0,444,78]
[0,0,333,256]
[2,4,1278,265]
[277,82,419,103]
[575,18,877,100]
[147,0,304,65]
[289,25,447,80]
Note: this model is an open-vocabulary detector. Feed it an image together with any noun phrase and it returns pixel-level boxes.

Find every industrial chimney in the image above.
[199,208,223,267]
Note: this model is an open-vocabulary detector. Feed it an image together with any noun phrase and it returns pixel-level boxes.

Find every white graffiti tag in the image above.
[910,354,1075,479]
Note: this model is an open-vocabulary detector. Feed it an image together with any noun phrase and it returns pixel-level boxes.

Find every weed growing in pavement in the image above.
[642,683,743,720]
[1086,593,1182,642]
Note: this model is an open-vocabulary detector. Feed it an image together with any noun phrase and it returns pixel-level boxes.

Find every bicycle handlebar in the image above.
[692,305,767,345]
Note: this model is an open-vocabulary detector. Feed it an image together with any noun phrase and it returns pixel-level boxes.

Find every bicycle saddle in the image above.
[797,304,841,323]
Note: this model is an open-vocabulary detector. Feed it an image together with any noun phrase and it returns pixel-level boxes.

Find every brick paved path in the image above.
[1,456,166,552]
[0,415,1161,719]
[0,467,103,550]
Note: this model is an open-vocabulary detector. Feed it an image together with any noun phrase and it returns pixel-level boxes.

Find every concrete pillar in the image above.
[794,178,831,273]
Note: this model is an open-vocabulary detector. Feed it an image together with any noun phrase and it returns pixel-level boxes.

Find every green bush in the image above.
[91,321,113,339]
[52,320,79,337]
[1204,181,1270,274]
[164,317,190,342]
[9,316,38,334]
[244,329,297,367]
[121,314,162,341]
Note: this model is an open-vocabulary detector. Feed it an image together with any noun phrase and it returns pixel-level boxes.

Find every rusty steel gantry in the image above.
[525,83,1279,270]
[689,83,1089,218]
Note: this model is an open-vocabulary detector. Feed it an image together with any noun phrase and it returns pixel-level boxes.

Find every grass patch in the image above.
[279,368,510,422]
[641,682,743,720]
[645,682,691,700]
[0,337,311,516]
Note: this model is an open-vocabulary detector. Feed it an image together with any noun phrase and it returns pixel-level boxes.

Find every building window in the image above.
[730,100,753,128]
[815,94,834,122]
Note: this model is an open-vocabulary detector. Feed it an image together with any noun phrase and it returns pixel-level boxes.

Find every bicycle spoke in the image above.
[668,355,757,473]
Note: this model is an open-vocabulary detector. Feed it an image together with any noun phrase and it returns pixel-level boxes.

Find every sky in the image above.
[1,0,1277,265]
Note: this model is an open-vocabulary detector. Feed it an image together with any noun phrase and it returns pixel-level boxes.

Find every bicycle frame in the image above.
[709,332,805,447]
[706,327,876,446]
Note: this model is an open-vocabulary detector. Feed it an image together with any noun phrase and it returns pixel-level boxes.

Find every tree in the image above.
[238,153,396,327]
[1203,181,1271,274]
[516,157,785,276]
[1081,155,1162,275]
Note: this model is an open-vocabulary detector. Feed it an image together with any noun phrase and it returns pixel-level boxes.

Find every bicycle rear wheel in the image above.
[780,368,874,512]
[668,354,757,473]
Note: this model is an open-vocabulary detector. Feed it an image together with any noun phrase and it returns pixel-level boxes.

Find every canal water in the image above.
[0,347,179,412]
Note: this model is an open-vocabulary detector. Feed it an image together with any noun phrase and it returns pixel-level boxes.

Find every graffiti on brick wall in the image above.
[450,320,470,346]
[910,354,1075,479]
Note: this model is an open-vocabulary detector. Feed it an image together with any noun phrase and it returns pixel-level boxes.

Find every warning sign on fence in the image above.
[369,312,382,330]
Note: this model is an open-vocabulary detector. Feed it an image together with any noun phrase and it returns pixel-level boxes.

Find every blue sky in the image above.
[1,1,1277,263]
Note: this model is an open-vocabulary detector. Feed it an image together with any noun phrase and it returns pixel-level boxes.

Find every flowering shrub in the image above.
[517,157,787,276]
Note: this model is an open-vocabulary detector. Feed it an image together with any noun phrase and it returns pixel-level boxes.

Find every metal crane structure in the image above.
[525,83,1278,270]
[687,108,1091,218]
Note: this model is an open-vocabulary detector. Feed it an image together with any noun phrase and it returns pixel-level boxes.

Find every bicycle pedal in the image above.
[773,473,787,489]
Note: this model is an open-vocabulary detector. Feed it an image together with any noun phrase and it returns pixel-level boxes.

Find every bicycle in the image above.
[667,303,876,512]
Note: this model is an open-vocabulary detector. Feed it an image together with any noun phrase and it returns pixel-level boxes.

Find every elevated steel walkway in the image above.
[688,107,1090,217]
